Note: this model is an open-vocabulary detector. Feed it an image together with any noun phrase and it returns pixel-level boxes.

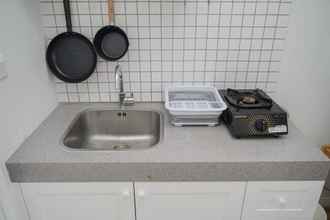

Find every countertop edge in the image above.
[7,161,330,182]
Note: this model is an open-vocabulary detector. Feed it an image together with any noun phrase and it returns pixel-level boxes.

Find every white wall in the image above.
[275,0,330,146]
[0,0,57,219]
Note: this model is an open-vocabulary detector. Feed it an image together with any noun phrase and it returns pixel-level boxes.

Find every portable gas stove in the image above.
[219,89,288,138]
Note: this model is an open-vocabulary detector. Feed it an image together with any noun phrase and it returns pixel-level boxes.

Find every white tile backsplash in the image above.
[40,0,292,102]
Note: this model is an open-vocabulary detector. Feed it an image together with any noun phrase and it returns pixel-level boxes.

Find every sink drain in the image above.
[112,144,131,150]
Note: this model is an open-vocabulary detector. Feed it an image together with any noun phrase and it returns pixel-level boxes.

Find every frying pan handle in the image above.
[108,0,113,23]
[63,0,72,32]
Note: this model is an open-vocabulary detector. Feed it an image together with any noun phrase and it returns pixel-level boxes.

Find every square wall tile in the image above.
[43,0,292,102]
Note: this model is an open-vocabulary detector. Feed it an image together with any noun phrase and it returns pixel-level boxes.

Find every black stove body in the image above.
[219,89,288,138]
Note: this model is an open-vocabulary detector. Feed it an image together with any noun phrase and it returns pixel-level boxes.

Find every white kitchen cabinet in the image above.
[135,182,246,220]
[21,182,135,220]
[242,181,324,220]
[20,181,324,220]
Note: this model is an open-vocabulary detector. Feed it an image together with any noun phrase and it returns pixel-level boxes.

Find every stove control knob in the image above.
[255,119,268,132]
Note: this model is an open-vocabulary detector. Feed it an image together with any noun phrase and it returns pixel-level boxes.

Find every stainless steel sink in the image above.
[63,110,162,150]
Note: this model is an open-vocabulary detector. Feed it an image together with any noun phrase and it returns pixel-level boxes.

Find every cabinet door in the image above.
[21,182,135,220]
[242,181,324,220]
[135,182,246,220]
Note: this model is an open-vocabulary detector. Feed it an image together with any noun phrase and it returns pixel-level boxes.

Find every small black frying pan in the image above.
[93,0,129,61]
[46,0,97,83]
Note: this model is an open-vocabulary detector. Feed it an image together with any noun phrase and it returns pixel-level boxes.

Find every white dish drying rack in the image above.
[164,86,227,126]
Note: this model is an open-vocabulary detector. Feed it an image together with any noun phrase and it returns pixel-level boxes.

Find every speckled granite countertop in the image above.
[6,103,330,182]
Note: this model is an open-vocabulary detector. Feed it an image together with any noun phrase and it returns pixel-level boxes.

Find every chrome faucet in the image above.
[115,64,134,106]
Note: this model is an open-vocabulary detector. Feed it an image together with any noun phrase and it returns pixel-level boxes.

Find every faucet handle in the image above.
[123,92,135,105]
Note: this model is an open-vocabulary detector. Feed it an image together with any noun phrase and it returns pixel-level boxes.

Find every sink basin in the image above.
[63,110,162,150]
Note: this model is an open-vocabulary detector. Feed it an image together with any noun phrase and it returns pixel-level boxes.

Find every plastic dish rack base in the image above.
[170,116,219,127]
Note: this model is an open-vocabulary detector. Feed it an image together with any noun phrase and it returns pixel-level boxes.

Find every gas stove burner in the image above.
[225,88,273,109]
[240,95,258,105]
[219,89,288,138]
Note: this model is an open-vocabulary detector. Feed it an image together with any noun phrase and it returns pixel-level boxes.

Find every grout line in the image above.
[182,0,186,84]
[134,0,142,101]
[76,0,91,102]
[148,0,153,101]
[171,0,174,85]
[41,0,293,3]
[50,0,69,102]
[42,13,291,16]
[203,0,210,84]
[213,0,223,88]
[254,0,271,89]
[123,0,132,95]
[233,0,247,89]
[43,25,291,29]
[160,0,164,101]
[223,0,235,89]
[87,0,101,101]
[42,0,292,102]
[244,0,258,89]
[192,0,198,85]
[265,0,282,91]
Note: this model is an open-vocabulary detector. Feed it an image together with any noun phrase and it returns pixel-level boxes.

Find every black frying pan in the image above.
[46,0,97,83]
[93,0,129,61]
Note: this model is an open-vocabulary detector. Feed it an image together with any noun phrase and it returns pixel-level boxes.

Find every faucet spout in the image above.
[114,64,134,106]
[115,64,124,93]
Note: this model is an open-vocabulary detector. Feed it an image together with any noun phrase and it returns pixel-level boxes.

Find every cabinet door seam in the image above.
[240,182,248,220]
[19,184,31,220]
[133,182,138,220]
